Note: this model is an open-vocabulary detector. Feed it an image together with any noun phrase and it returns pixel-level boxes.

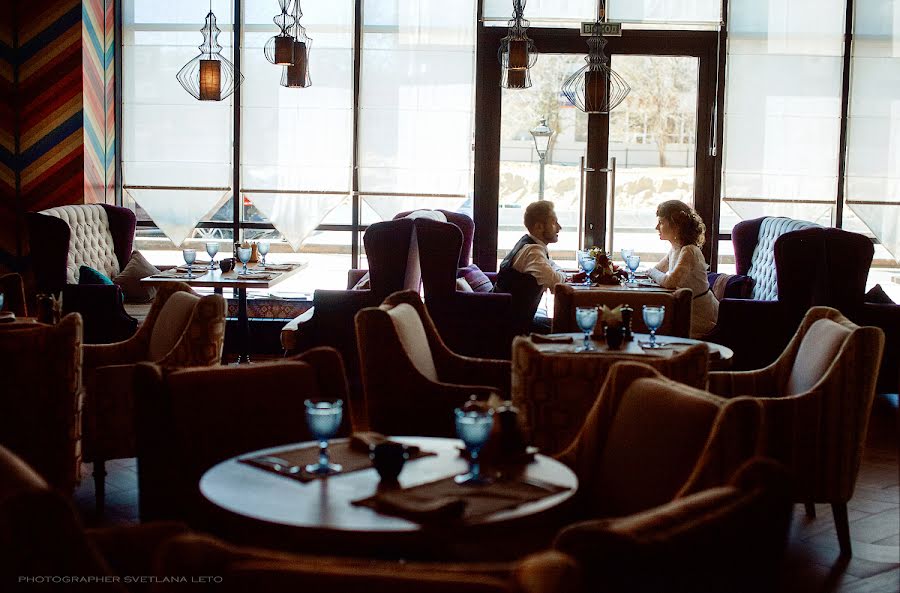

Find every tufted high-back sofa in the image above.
[27,204,138,344]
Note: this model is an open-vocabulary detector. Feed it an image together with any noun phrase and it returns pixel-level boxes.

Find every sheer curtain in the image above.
[722,0,846,229]
[122,0,234,247]
[846,0,900,261]
[483,0,720,27]
[358,0,476,220]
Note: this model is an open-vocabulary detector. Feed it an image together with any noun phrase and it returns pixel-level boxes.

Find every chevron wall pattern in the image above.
[0,0,115,268]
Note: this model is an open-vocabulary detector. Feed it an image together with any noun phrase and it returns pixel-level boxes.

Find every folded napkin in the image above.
[259,263,294,271]
[0,311,15,323]
[366,491,467,522]
[530,333,574,344]
[350,431,420,456]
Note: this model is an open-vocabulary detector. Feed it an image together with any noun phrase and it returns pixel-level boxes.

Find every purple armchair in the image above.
[26,204,138,344]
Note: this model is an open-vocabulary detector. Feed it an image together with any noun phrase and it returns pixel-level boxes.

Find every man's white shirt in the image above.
[509,234,567,293]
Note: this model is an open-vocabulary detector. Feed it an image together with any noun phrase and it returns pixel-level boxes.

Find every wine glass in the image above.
[454,407,494,485]
[575,306,598,352]
[640,305,666,348]
[205,242,219,269]
[182,249,196,278]
[0,292,5,312]
[626,254,641,283]
[257,240,270,268]
[237,246,252,275]
[620,248,634,265]
[304,399,343,475]
[581,256,596,285]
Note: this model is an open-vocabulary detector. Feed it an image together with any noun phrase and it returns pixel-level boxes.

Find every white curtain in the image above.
[483,0,720,27]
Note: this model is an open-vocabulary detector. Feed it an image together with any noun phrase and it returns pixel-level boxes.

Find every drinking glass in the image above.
[575,306,599,352]
[640,305,666,348]
[304,399,343,475]
[0,292,5,311]
[454,407,494,485]
[626,254,641,283]
[620,248,634,264]
[581,256,596,285]
[257,241,270,267]
[205,242,219,269]
[237,246,252,275]
[182,249,196,278]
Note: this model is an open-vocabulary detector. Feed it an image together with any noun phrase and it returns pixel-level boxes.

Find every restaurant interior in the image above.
[1,1,898,592]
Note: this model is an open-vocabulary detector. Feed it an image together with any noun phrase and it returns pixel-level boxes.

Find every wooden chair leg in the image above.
[832,502,852,557]
[93,460,107,515]
[804,502,816,518]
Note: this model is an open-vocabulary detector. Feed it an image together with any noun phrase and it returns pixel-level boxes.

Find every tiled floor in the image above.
[72,398,899,592]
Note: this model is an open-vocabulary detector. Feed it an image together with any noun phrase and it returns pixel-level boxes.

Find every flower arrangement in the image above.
[586,247,628,285]
[600,305,623,327]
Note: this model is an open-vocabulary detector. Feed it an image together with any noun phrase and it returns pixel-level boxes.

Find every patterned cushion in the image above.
[113,251,160,303]
[40,205,120,284]
[78,266,113,286]
[457,264,493,293]
[747,217,819,301]
[456,278,474,292]
[707,272,753,301]
[865,284,896,305]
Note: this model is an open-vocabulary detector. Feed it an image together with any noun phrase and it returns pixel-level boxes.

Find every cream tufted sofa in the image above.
[27,204,138,343]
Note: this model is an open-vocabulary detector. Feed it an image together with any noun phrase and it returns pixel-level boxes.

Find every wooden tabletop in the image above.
[140,262,306,289]
[530,332,734,361]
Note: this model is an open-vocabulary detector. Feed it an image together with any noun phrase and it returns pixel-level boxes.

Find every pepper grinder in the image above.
[621,304,634,341]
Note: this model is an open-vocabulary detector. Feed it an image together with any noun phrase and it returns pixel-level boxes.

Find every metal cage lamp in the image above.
[498,0,537,89]
[280,1,312,88]
[264,0,295,66]
[176,6,242,101]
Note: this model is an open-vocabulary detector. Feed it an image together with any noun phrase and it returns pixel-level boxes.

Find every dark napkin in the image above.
[530,333,574,344]
[352,476,570,524]
[240,436,432,482]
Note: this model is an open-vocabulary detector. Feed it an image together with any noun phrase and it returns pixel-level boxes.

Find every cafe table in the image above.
[141,262,305,363]
[200,436,578,560]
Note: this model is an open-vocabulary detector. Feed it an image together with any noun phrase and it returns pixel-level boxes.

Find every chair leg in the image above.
[804,502,816,518]
[832,503,852,557]
[93,460,107,515]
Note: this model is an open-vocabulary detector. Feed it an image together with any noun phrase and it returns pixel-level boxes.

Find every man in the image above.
[493,201,584,334]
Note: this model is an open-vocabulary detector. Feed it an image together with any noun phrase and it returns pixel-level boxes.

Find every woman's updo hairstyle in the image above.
[656,200,706,247]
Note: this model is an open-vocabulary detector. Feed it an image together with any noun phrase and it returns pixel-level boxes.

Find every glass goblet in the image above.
[640,305,666,348]
[620,248,634,264]
[257,240,270,268]
[205,242,219,269]
[581,256,596,285]
[626,254,641,283]
[0,291,5,311]
[182,248,196,278]
[237,246,252,275]
[304,399,344,475]
[575,306,599,352]
[454,407,494,485]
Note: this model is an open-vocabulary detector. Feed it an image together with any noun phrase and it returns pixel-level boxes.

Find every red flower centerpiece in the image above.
[587,247,628,286]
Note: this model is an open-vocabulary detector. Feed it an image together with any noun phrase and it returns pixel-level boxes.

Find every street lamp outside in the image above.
[530,117,554,201]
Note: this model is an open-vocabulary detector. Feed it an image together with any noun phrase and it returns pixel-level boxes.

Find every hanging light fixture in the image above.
[281,1,312,88]
[561,1,630,113]
[264,0,295,66]
[176,2,242,101]
[498,0,537,89]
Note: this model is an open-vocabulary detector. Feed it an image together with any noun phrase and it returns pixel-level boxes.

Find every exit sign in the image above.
[581,22,623,37]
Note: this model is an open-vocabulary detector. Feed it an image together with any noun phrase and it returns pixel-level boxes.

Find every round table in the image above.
[200,436,578,559]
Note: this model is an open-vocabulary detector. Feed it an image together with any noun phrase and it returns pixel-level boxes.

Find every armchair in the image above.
[355,290,511,437]
[0,314,83,494]
[26,204,138,343]
[552,285,692,337]
[707,306,884,556]
[83,282,226,512]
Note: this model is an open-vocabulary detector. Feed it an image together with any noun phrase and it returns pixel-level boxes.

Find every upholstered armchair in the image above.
[553,458,793,593]
[134,347,350,525]
[83,282,226,511]
[707,306,884,556]
[0,272,28,316]
[354,290,511,437]
[26,204,138,343]
[0,314,83,494]
[552,285,692,338]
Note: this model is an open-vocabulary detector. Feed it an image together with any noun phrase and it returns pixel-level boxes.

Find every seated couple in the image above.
[495,200,718,339]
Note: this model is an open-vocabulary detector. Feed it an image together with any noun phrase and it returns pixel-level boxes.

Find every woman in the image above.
[646,200,718,338]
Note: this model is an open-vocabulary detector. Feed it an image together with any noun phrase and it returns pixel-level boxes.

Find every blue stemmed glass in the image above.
[182,249,196,278]
[640,305,666,348]
[454,407,494,485]
[304,399,343,475]
[620,248,634,264]
[257,241,270,268]
[626,254,641,283]
[581,256,596,285]
[237,246,252,275]
[205,242,219,269]
[0,292,5,311]
[575,306,599,352]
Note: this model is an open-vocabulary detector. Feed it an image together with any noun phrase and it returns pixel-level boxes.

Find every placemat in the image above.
[239,439,434,483]
[257,263,295,271]
[151,271,197,279]
[352,475,570,523]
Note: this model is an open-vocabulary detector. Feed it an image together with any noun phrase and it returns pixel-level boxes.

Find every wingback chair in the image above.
[26,204,138,343]
[0,314,83,494]
[707,306,884,556]
[83,282,226,512]
[394,208,476,267]
[354,290,511,437]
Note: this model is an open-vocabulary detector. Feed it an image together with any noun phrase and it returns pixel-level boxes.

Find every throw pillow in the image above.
[865,284,896,305]
[351,271,371,290]
[78,265,114,285]
[707,272,753,301]
[113,251,161,303]
[457,264,493,293]
[456,278,473,292]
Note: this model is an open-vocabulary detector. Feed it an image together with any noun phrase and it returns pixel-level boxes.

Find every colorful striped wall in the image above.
[0,0,115,267]
[0,1,16,261]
